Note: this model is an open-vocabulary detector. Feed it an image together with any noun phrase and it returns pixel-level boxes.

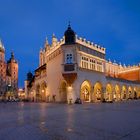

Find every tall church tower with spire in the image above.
[0,40,5,61]
[0,40,6,97]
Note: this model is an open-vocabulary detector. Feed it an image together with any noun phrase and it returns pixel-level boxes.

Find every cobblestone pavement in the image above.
[0,100,140,140]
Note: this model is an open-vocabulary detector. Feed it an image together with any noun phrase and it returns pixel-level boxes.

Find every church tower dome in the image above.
[64,23,76,44]
[27,71,33,81]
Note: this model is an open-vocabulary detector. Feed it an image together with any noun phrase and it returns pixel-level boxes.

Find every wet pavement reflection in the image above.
[0,101,140,140]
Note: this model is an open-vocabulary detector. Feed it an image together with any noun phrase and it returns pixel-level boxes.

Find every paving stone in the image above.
[0,100,140,140]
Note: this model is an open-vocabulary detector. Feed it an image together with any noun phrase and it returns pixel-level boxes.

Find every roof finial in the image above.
[52,33,55,38]
[45,37,49,44]
[46,37,48,41]
[68,21,71,28]
[11,51,14,59]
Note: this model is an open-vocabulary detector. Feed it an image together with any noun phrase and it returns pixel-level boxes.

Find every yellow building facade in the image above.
[25,25,140,103]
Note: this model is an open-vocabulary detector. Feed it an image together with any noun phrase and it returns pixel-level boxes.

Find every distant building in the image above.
[0,40,18,100]
[25,24,140,103]
[18,88,25,100]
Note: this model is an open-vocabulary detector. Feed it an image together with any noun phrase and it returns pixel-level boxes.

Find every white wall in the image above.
[47,51,64,102]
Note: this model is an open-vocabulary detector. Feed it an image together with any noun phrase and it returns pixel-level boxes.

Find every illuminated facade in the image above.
[25,25,140,103]
[18,88,25,100]
[0,40,18,100]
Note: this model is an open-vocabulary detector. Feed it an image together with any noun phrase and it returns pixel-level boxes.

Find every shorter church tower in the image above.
[7,52,18,97]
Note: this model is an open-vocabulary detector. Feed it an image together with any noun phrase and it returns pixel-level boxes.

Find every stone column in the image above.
[102,87,106,102]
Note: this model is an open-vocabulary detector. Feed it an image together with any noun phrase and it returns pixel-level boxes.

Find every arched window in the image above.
[66,54,73,64]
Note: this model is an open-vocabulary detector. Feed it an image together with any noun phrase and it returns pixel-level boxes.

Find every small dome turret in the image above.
[27,71,33,81]
[64,23,76,44]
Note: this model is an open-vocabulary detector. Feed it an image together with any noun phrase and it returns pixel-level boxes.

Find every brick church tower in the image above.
[7,52,18,97]
[0,40,6,98]
[0,39,18,100]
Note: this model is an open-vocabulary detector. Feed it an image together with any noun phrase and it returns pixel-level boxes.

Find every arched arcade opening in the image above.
[93,82,103,102]
[115,84,121,101]
[134,87,138,99]
[59,81,67,103]
[80,80,91,102]
[36,85,41,102]
[121,85,127,100]
[128,86,133,99]
[105,83,113,102]
[40,82,47,102]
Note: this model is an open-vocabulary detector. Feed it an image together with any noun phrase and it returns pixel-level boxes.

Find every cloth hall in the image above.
[25,24,140,103]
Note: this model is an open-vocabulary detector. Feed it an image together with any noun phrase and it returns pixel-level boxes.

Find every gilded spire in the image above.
[68,21,71,28]
[0,39,2,46]
[0,39,5,52]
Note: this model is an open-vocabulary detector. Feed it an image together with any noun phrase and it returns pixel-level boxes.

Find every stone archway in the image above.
[59,81,67,103]
[93,82,103,102]
[115,84,121,101]
[128,86,133,99]
[36,85,41,102]
[121,85,127,100]
[134,87,137,99]
[105,83,113,102]
[40,82,47,102]
[80,80,91,102]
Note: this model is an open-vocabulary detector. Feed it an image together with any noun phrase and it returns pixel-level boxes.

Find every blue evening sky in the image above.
[0,0,140,87]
